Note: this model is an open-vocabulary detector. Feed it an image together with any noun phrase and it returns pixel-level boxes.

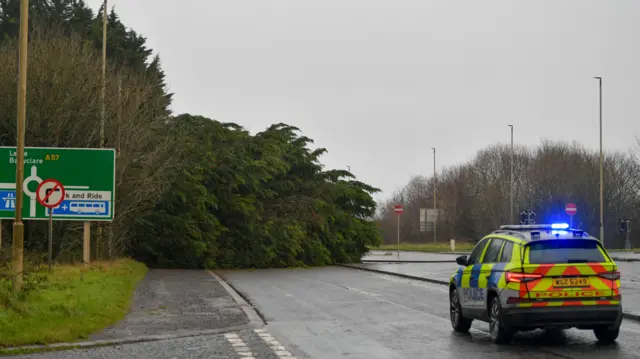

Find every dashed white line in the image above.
[224,333,254,359]
[254,328,297,359]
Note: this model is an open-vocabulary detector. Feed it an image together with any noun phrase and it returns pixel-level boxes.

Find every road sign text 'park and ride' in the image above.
[0,147,115,221]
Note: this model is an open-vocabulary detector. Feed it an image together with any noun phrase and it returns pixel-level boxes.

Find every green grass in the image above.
[0,258,147,348]
[369,242,475,253]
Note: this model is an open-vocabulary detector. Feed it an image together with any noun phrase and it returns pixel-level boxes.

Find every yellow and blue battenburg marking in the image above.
[451,234,620,308]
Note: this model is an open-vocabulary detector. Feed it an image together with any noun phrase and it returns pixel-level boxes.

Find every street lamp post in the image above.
[12,0,30,292]
[594,77,604,246]
[432,148,436,242]
[508,125,514,224]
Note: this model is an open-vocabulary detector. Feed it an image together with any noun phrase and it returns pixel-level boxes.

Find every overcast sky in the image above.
[87,0,639,201]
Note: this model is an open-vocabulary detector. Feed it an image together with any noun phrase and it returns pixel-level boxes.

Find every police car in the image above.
[448,223,622,344]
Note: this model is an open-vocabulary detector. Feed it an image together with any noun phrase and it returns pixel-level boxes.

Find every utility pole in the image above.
[432,147,436,242]
[110,77,121,260]
[92,0,108,262]
[594,76,604,247]
[12,0,30,292]
[508,125,514,224]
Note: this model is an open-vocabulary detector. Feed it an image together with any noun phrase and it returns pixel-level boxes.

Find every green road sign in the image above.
[0,147,115,221]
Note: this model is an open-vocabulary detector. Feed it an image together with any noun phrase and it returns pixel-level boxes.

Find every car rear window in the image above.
[527,240,608,264]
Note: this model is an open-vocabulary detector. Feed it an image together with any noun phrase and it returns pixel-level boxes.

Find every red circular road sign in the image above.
[565,203,577,216]
[36,179,66,209]
[393,204,403,214]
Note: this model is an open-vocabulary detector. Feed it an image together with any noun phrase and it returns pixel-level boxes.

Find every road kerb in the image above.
[208,270,265,326]
[337,264,449,285]
[0,271,265,356]
[0,324,256,356]
[338,264,640,324]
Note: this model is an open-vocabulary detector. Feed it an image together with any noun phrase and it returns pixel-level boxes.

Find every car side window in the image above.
[499,240,514,262]
[482,238,503,263]
[467,239,489,265]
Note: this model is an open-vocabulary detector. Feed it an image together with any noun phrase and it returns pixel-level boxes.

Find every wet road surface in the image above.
[12,265,640,358]
[361,250,640,317]
[221,266,640,359]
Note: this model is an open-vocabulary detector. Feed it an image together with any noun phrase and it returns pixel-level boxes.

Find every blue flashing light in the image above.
[551,223,569,229]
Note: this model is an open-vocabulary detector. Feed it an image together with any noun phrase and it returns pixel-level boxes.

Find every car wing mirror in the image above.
[456,255,468,266]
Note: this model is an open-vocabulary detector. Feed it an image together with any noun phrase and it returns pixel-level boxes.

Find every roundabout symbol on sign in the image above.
[36,179,65,209]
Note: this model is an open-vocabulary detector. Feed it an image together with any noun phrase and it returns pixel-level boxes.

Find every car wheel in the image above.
[594,326,619,344]
[450,288,472,332]
[489,296,513,344]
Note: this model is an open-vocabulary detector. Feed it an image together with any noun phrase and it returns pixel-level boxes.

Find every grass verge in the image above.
[369,242,475,253]
[0,258,147,348]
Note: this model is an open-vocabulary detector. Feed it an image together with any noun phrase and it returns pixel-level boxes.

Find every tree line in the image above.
[0,0,381,268]
[377,140,640,249]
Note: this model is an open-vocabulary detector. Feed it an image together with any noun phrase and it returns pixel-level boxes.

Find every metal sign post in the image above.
[621,219,631,250]
[393,205,403,258]
[626,220,631,250]
[36,179,65,272]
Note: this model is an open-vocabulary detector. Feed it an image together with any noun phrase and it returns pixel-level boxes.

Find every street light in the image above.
[432,147,436,242]
[12,0,30,292]
[92,0,108,263]
[508,125,514,224]
[594,76,604,246]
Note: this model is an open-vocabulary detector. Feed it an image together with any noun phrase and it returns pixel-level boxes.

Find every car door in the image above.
[477,238,504,311]
[460,238,490,313]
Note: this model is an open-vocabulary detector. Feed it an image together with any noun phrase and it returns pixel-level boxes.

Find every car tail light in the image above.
[597,271,620,280]
[506,272,542,283]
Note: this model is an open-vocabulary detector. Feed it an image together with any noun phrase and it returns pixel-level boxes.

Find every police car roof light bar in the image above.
[500,224,568,230]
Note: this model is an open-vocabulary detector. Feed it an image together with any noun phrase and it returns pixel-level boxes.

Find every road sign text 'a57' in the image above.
[0,147,115,221]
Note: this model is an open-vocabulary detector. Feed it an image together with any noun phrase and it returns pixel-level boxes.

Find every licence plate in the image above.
[553,277,589,287]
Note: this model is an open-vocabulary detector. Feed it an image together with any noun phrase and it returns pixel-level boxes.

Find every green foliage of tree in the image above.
[132,115,381,268]
[0,2,381,267]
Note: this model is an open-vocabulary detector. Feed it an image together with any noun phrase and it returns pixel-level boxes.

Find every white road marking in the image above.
[254,329,297,359]
[224,333,254,359]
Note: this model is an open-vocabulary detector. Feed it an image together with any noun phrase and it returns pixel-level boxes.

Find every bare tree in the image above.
[0,27,178,259]
[376,139,640,249]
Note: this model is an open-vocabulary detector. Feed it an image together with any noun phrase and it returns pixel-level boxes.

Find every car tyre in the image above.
[594,326,619,344]
[489,296,513,344]
[450,288,472,332]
